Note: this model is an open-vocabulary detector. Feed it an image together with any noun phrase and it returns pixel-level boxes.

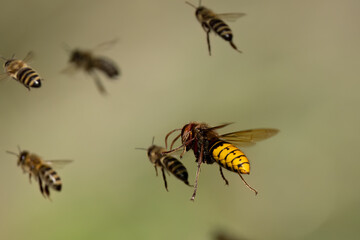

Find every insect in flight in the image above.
[63,39,120,95]
[185,0,246,55]
[1,52,42,90]
[164,122,279,200]
[7,147,72,200]
[136,138,191,191]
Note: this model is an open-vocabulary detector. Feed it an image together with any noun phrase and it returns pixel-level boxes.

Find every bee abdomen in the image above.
[93,58,119,78]
[162,156,189,185]
[209,140,250,174]
[209,19,233,41]
[16,67,41,88]
[39,165,62,191]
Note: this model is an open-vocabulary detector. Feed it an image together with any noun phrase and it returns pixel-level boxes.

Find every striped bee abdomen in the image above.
[16,67,41,88]
[209,19,233,41]
[161,156,190,185]
[39,165,62,191]
[209,140,250,174]
[93,58,119,78]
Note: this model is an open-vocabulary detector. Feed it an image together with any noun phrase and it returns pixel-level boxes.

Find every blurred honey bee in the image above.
[186,1,246,55]
[63,40,120,95]
[165,122,278,200]
[137,138,191,191]
[1,52,42,90]
[7,147,72,200]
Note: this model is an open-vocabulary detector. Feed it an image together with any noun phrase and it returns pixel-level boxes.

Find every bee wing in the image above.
[23,51,34,63]
[220,128,279,147]
[217,13,246,22]
[0,73,8,81]
[45,160,73,169]
[93,39,118,52]
[61,64,78,75]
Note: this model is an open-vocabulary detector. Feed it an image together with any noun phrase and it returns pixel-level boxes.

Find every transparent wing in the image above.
[45,160,73,169]
[0,73,9,81]
[220,128,279,147]
[207,123,234,131]
[23,51,34,62]
[217,13,246,22]
[61,64,78,75]
[93,39,118,52]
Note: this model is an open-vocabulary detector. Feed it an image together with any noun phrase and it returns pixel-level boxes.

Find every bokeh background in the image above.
[0,0,359,239]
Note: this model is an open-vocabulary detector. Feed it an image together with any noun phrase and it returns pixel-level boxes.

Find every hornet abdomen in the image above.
[209,140,250,174]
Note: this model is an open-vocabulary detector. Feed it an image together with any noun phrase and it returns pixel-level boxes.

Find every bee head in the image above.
[3,59,13,68]
[147,145,164,164]
[18,151,29,166]
[70,50,82,62]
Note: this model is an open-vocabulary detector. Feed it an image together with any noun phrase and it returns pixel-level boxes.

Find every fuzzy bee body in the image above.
[187,1,245,55]
[145,144,190,191]
[8,149,71,199]
[69,50,119,78]
[65,44,120,94]
[3,53,42,90]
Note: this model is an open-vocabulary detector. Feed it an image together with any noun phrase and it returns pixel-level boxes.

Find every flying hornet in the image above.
[165,122,279,200]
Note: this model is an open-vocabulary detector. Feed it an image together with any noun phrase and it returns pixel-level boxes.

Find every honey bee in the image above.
[7,148,72,199]
[186,1,246,55]
[63,40,120,94]
[165,122,279,200]
[1,52,42,90]
[137,138,191,191]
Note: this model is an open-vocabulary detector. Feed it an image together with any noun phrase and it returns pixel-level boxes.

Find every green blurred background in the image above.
[0,0,359,239]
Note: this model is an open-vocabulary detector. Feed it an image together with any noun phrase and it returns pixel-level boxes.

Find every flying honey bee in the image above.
[7,147,72,200]
[185,1,246,55]
[164,122,279,200]
[63,40,120,95]
[137,138,191,191]
[1,52,42,90]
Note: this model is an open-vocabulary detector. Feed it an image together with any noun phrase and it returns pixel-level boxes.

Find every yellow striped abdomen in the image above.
[209,140,250,174]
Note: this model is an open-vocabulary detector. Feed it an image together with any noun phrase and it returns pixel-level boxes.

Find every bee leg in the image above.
[44,185,51,199]
[237,171,258,195]
[190,145,204,201]
[28,173,32,183]
[229,41,242,53]
[219,166,229,185]
[90,71,107,95]
[38,176,45,197]
[154,165,158,176]
[161,167,169,192]
[201,23,212,56]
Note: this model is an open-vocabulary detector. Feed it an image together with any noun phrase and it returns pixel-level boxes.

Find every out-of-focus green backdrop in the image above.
[0,0,359,239]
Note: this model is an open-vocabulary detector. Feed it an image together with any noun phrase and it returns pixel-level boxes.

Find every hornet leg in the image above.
[219,166,229,185]
[238,171,258,195]
[190,144,204,201]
